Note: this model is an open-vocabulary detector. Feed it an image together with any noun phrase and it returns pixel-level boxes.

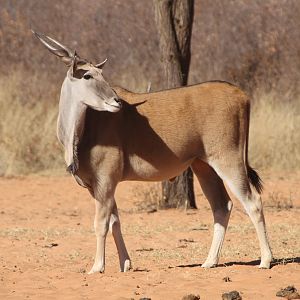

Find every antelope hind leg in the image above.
[192,159,233,268]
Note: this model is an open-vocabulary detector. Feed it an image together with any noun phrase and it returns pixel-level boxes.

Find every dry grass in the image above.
[0,71,63,175]
[249,91,300,171]
[264,191,294,210]
[133,182,161,212]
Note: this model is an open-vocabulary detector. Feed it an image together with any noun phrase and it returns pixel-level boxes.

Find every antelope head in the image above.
[32,30,121,173]
[32,30,121,112]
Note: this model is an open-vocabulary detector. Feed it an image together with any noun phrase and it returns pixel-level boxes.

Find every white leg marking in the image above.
[212,164,272,269]
[192,160,233,268]
[88,199,111,274]
[202,201,233,268]
[109,207,132,272]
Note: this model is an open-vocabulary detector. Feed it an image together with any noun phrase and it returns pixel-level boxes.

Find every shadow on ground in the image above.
[174,257,300,269]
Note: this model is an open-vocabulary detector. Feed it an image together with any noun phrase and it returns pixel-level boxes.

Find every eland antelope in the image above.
[33,31,272,274]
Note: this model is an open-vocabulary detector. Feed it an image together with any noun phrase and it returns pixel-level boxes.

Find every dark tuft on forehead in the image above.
[73,68,88,79]
[73,59,91,79]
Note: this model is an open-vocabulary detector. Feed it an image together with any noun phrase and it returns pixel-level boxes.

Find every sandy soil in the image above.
[0,172,299,299]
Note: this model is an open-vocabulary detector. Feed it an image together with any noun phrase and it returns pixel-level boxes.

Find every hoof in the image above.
[259,255,272,269]
[122,259,132,272]
[88,265,105,274]
[258,261,271,269]
[201,261,217,268]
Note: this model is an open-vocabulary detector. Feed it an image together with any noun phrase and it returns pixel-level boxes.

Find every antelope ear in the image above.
[95,58,108,69]
[32,30,76,66]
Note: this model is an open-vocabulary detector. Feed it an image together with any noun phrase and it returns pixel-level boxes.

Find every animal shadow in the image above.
[221,257,300,268]
[175,257,300,269]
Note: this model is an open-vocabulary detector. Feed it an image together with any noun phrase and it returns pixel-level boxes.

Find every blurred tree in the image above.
[154,0,196,209]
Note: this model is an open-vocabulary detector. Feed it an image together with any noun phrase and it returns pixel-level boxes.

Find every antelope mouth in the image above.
[105,101,120,108]
[104,101,122,112]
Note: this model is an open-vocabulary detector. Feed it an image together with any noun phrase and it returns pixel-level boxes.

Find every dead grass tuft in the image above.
[264,191,294,210]
[133,182,161,212]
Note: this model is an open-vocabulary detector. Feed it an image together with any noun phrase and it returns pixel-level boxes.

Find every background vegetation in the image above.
[0,0,299,175]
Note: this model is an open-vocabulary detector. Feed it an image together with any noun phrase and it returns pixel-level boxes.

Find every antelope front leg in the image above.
[110,203,131,272]
[88,198,112,274]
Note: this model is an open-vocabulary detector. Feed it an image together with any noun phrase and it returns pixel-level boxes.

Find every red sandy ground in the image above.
[0,172,299,299]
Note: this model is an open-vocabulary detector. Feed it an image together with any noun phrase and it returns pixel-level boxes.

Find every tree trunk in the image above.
[154,0,196,209]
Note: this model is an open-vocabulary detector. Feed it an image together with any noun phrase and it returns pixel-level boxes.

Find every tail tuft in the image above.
[247,166,263,194]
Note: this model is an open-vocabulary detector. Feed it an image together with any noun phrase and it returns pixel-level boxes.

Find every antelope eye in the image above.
[83,74,93,80]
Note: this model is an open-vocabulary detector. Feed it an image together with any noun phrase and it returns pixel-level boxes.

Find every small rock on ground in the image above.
[182,294,200,300]
[222,290,242,300]
[287,293,300,300]
[276,286,300,299]
[44,243,58,248]
[223,276,232,282]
